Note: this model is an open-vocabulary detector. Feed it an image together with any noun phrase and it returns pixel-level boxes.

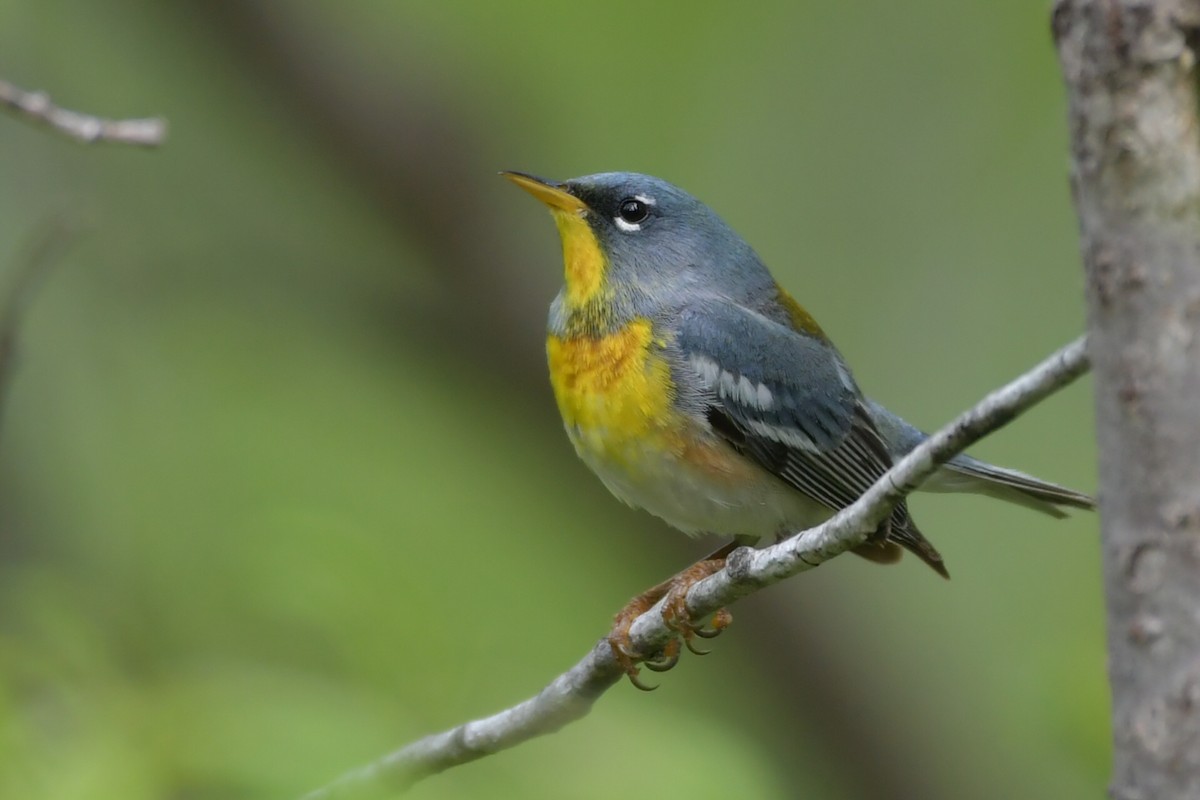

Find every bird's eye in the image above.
[617,198,650,225]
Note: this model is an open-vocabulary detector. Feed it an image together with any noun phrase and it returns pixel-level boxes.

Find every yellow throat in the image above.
[550,207,609,309]
[501,172,610,310]
[503,171,676,467]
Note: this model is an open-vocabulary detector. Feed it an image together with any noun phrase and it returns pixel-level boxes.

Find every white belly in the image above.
[570,429,831,542]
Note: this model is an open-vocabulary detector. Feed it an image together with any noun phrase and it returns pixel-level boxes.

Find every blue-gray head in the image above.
[502,171,773,309]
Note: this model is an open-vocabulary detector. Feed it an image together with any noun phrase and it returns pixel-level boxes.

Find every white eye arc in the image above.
[614,194,655,232]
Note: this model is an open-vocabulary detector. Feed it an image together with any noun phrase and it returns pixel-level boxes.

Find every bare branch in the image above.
[0,79,167,147]
[299,335,1090,800]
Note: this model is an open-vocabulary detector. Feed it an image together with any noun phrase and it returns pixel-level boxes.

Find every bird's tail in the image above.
[927,454,1095,518]
[853,519,950,579]
[865,399,1094,517]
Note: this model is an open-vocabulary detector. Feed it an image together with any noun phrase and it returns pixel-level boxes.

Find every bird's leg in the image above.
[607,541,739,690]
[660,547,735,653]
[608,579,676,691]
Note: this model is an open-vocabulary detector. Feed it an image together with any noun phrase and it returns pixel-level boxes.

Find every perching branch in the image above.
[300,335,1091,800]
[0,79,167,147]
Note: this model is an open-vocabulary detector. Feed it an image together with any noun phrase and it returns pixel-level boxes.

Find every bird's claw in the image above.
[607,585,671,691]
[667,606,732,654]
[660,559,732,656]
[606,549,735,689]
[607,632,660,691]
[694,607,733,639]
[642,639,682,672]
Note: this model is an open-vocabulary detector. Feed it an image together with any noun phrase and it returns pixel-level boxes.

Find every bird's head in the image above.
[503,171,771,311]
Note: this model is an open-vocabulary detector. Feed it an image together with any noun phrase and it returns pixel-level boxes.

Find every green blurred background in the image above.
[0,2,1104,798]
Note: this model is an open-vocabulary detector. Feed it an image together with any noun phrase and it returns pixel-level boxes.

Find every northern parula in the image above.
[504,170,1092,679]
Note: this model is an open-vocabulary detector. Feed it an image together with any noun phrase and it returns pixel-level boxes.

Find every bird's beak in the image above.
[500,171,588,213]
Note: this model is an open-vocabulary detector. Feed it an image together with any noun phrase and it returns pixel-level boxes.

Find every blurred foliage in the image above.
[0,1,1104,798]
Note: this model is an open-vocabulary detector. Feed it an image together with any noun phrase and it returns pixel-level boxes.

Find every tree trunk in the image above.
[1053,2,1200,797]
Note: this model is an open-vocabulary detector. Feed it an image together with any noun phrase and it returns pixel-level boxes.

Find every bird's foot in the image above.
[661,556,733,655]
[606,552,734,690]
[607,580,672,691]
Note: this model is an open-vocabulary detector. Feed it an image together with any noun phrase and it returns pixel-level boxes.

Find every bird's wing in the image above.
[671,299,889,510]
[671,299,946,575]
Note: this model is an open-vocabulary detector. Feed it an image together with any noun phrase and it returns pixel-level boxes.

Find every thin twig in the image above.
[300,335,1091,800]
[0,79,167,147]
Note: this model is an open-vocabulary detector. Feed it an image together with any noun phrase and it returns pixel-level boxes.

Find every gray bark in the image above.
[1053,2,1200,798]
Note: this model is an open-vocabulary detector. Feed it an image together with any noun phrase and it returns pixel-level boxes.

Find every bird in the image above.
[502,170,1092,686]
